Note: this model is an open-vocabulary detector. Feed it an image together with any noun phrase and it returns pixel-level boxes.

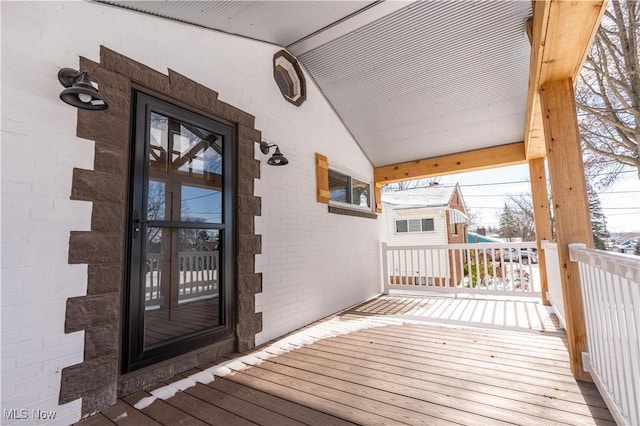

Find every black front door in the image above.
[124,92,235,372]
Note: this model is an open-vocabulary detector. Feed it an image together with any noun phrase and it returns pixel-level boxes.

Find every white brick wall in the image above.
[2,1,383,422]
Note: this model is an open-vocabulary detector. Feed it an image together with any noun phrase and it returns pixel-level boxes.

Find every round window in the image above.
[273,50,306,106]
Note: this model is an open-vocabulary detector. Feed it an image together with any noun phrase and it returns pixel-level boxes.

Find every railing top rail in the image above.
[383,242,538,251]
[569,243,640,283]
[540,240,557,250]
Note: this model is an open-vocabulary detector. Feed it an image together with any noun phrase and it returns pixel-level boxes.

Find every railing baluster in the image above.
[570,244,640,425]
[604,265,622,404]
[430,248,436,287]
[625,279,640,423]
[451,248,458,287]
[582,261,601,386]
[410,249,415,287]
[613,274,631,418]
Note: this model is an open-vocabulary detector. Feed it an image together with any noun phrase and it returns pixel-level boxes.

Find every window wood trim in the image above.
[316,153,329,204]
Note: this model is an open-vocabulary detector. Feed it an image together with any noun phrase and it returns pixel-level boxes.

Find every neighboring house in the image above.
[381,184,468,286]
[616,237,640,254]
[381,183,468,246]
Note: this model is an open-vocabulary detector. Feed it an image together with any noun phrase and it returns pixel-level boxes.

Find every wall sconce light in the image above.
[58,68,108,110]
[260,141,289,166]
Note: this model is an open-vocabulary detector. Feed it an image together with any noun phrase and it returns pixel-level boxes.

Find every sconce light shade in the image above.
[267,147,289,166]
[260,141,289,166]
[58,68,109,110]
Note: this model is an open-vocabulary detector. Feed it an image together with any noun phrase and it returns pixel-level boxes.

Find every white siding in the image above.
[381,204,449,246]
[1,2,382,422]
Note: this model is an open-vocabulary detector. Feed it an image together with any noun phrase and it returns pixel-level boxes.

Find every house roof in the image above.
[381,184,460,209]
[100,1,605,174]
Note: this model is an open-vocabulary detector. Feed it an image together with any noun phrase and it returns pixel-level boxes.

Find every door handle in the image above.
[133,210,149,237]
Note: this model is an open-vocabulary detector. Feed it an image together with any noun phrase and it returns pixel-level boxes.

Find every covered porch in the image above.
[4,0,640,424]
[76,294,613,425]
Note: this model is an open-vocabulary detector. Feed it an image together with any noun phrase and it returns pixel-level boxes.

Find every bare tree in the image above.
[465,207,482,229]
[498,194,536,241]
[576,0,639,188]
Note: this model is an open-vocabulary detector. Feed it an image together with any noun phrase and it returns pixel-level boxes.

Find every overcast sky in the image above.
[437,164,640,235]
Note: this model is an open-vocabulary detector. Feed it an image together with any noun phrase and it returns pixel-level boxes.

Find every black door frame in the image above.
[123,91,236,373]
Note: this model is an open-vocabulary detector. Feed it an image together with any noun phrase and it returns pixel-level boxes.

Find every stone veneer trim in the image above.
[60,46,263,415]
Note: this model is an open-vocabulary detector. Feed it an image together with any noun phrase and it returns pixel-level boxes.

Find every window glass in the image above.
[328,169,371,209]
[352,178,370,208]
[422,218,435,231]
[329,170,349,203]
[396,220,408,233]
[395,217,435,233]
[408,219,421,232]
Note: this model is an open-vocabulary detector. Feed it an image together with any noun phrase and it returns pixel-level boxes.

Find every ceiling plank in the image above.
[524,0,607,160]
[287,1,412,56]
[374,142,526,186]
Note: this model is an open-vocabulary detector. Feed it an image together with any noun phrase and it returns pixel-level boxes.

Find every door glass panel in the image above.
[149,113,169,172]
[147,180,167,221]
[181,186,222,223]
[169,124,222,178]
[143,227,221,349]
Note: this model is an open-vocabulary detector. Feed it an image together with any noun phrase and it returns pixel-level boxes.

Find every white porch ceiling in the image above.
[101,1,532,168]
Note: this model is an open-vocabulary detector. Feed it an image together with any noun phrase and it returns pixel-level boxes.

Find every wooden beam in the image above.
[524,0,607,160]
[540,78,593,382]
[528,158,552,306]
[373,184,382,214]
[374,142,526,186]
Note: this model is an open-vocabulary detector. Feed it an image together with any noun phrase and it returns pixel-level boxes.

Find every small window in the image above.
[396,218,435,233]
[273,50,306,106]
[329,169,371,209]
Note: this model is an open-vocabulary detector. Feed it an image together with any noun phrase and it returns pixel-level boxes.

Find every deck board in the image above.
[228,370,399,425]
[207,377,356,426]
[121,391,209,426]
[86,399,160,426]
[77,295,613,425]
[183,382,305,426]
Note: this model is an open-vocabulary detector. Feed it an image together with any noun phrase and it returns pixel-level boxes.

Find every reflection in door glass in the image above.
[170,125,222,178]
[144,227,221,349]
[149,113,169,172]
[147,180,166,221]
[181,185,222,223]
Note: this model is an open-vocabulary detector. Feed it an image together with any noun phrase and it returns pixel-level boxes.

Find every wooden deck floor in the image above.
[77,295,613,425]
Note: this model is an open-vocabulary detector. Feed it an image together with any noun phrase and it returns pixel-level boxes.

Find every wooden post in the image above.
[528,158,552,305]
[539,78,593,381]
[374,184,383,213]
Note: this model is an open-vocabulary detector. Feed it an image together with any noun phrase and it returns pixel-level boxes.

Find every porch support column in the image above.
[528,158,552,305]
[539,78,592,381]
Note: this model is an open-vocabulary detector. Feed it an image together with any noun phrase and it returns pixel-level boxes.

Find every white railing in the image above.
[146,251,219,306]
[541,241,566,329]
[570,243,640,426]
[382,242,540,296]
